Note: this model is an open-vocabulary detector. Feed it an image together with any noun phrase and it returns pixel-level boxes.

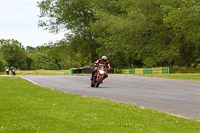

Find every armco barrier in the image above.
[124,69,129,74]
[121,69,124,74]
[82,68,93,74]
[121,69,130,74]
[143,68,152,74]
[71,67,169,75]
[152,67,162,74]
[71,68,92,75]
[135,68,143,74]
[70,68,77,75]
[162,67,169,73]
[129,69,135,74]
[120,67,169,74]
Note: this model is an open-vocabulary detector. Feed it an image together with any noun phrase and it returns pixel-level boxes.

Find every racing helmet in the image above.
[102,56,107,62]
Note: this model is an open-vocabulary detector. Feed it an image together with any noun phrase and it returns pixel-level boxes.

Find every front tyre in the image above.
[91,80,95,87]
[96,76,102,87]
[91,77,96,87]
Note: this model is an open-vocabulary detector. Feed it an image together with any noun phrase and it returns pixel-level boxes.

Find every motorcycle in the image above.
[11,67,16,76]
[91,64,108,88]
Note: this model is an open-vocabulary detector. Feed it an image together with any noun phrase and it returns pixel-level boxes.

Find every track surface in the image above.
[23,75,200,120]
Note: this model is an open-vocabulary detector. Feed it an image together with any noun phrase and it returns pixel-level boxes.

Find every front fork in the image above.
[96,74,104,82]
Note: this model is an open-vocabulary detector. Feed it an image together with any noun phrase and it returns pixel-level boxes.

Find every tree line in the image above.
[0,39,73,71]
[1,0,200,71]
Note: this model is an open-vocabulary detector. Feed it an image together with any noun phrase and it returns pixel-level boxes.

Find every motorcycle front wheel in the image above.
[96,76,102,87]
[91,80,95,87]
[91,76,96,87]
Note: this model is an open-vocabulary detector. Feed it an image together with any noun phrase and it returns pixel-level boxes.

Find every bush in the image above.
[0,59,5,72]
[114,68,122,74]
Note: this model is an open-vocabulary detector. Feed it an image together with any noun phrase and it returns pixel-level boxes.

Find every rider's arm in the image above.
[107,61,111,69]
[93,59,100,66]
[108,64,111,69]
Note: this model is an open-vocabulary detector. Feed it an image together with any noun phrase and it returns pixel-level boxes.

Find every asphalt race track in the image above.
[22,75,200,120]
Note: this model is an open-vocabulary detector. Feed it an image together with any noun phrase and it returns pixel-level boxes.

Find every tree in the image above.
[90,0,200,67]
[162,0,200,66]
[37,0,200,68]
[37,0,99,63]
[0,39,27,70]
[0,58,5,72]
[34,52,59,70]
[26,53,37,70]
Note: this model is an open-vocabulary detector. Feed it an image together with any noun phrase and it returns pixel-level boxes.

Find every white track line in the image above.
[140,106,192,120]
[20,76,40,86]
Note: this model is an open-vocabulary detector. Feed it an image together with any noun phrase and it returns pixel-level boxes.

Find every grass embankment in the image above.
[0,70,70,75]
[0,77,200,132]
[136,74,200,81]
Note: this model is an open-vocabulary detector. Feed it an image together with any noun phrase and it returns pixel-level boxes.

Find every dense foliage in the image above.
[1,0,200,70]
[0,39,28,69]
[36,0,200,68]
[0,58,5,72]
[0,39,62,70]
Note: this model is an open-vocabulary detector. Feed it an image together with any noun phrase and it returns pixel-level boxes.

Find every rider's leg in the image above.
[103,73,108,80]
[91,69,97,80]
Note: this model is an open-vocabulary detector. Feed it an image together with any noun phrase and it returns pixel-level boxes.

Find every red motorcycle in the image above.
[91,64,108,87]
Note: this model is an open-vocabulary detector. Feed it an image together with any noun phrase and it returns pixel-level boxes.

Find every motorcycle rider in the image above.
[91,56,111,81]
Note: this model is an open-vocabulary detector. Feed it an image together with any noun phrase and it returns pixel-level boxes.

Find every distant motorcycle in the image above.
[91,64,108,87]
[11,67,16,76]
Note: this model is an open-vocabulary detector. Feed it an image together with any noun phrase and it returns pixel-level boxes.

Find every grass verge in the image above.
[0,77,200,132]
[136,73,200,81]
[0,70,70,75]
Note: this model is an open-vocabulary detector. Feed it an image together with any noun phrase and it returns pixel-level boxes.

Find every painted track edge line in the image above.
[20,76,40,86]
[139,106,200,121]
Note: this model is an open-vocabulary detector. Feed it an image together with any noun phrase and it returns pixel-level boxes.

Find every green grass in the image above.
[136,73,200,81]
[0,70,70,75]
[0,77,200,133]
